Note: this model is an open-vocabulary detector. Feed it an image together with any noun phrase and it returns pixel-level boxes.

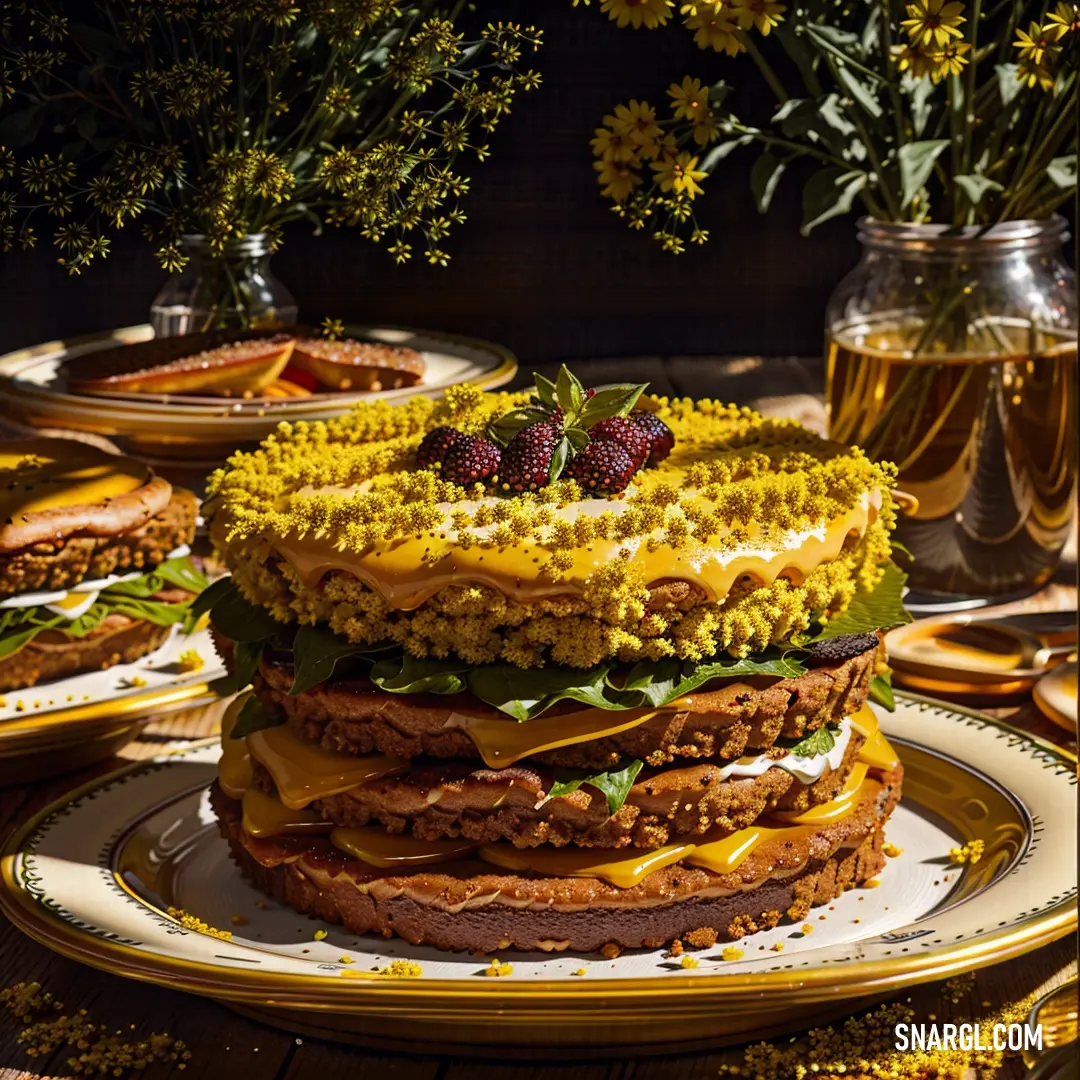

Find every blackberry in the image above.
[501,421,561,492]
[632,412,675,465]
[590,416,651,470]
[565,439,636,494]
[416,426,464,470]
[441,434,501,488]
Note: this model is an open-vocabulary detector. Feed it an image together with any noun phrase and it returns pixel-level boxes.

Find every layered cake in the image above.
[0,438,204,690]
[201,370,909,953]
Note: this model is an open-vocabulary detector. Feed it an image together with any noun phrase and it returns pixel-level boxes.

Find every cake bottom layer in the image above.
[211,773,898,953]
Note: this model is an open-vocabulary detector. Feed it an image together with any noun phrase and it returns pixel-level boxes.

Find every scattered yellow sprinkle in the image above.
[769,942,784,952]
[1,979,190,1074]
[339,955,355,964]
[166,907,231,942]
[943,972,976,1003]
[720,946,744,961]
[571,968,587,976]
[483,958,514,977]
[177,649,205,673]
[313,929,328,941]
[680,955,700,969]
[127,675,148,688]
[800,923,813,934]
[377,959,422,977]
[882,841,903,857]
[864,878,882,888]
[0,697,6,708]
[230,915,249,927]
[949,839,985,865]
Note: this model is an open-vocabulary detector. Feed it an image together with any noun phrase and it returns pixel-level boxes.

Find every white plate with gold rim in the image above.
[0,694,1075,1055]
[0,627,226,783]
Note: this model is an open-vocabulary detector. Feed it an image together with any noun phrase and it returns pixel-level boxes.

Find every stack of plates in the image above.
[0,324,517,481]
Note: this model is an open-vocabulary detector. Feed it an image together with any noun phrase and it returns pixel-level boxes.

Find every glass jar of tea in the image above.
[826,217,1076,606]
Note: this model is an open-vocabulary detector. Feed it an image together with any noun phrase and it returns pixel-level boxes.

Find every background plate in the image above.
[1,694,1075,1053]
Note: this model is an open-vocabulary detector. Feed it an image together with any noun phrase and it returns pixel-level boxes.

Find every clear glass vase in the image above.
[150,234,298,337]
[826,216,1077,607]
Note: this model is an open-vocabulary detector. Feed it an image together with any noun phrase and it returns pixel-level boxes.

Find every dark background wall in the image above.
[0,5,957,365]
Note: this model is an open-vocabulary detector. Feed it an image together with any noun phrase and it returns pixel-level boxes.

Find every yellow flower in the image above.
[692,113,720,145]
[606,100,664,155]
[600,0,674,29]
[682,8,742,53]
[590,126,639,163]
[893,43,938,78]
[1014,21,1064,65]
[929,40,971,81]
[900,0,966,50]
[1017,57,1055,90]
[729,0,786,36]
[1046,2,1080,34]
[668,76,709,121]
[594,159,642,202]
[650,151,707,197]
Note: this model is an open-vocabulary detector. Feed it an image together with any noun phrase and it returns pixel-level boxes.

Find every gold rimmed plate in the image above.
[0,694,1075,1054]
[0,627,226,784]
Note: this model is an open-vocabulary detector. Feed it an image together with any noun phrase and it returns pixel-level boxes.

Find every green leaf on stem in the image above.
[954,174,1004,206]
[995,64,1025,107]
[1047,155,1077,189]
[543,760,644,816]
[813,560,911,639]
[290,623,374,696]
[898,140,949,206]
[230,695,286,739]
[750,152,787,213]
[800,168,867,234]
[548,435,571,483]
[835,65,883,120]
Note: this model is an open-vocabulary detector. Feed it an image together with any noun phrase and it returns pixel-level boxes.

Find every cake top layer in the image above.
[208,383,896,564]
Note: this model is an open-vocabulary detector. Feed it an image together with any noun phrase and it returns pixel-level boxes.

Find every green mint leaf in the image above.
[576,383,648,429]
[548,435,571,483]
[543,760,644,816]
[290,623,374,696]
[230,695,286,739]
[869,671,896,712]
[369,653,469,695]
[488,407,550,446]
[812,560,911,640]
[564,426,590,452]
[785,724,838,757]
[185,575,234,624]
[555,364,585,421]
[533,372,558,409]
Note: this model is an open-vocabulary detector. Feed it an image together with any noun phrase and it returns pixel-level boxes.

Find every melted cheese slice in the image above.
[447,707,663,768]
[477,840,694,889]
[219,695,255,799]
[850,704,901,772]
[0,438,149,521]
[246,723,407,810]
[685,823,822,875]
[331,826,478,867]
[769,764,881,825]
[241,788,331,837]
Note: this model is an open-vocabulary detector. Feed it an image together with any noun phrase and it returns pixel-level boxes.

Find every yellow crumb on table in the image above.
[864,878,882,888]
[341,959,423,979]
[483,958,514,977]
[883,841,903,857]
[177,649,205,673]
[720,946,744,961]
[127,675,148,688]
[339,955,355,964]
[800,923,813,934]
[571,968,587,977]
[313,929,328,941]
[949,839,985,865]
[679,955,700,969]
[769,942,784,952]
[166,907,231,942]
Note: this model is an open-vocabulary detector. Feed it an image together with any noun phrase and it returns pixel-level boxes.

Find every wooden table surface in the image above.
[1,357,1076,1078]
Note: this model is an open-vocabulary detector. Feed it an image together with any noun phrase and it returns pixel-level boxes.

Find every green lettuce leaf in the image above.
[869,671,896,712]
[369,653,470,695]
[290,623,374,696]
[812,560,911,640]
[230,695,286,739]
[230,639,265,694]
[201,579,282,642]
[100,556,208,599]
[105,596,196,627]
[0,625,48,661]
[543,759,644,816]
[784,724,838,757]
[467,663,613,721]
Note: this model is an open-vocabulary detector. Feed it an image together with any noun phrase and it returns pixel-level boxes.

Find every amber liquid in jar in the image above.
[827,319,1077,597]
